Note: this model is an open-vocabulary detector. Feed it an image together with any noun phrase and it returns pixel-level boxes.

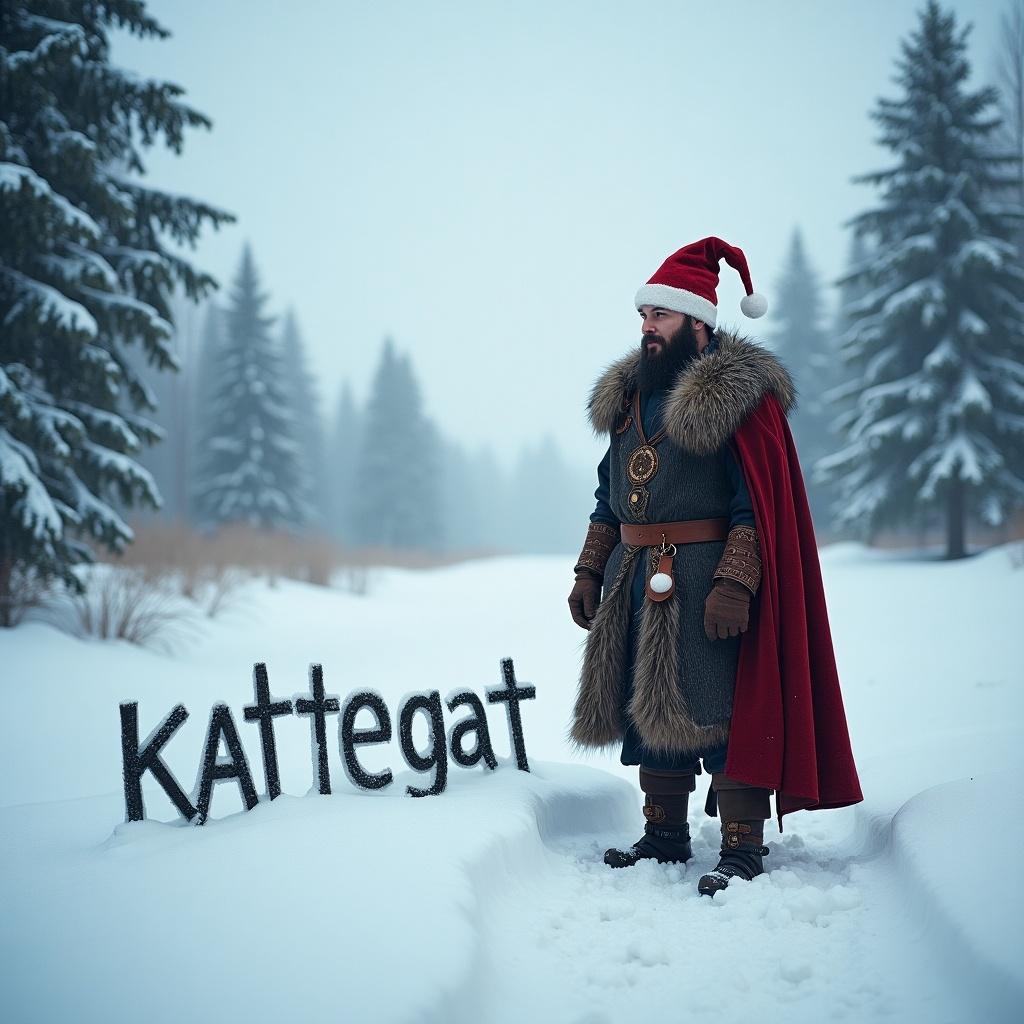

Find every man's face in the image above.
[639,306,688,356]
[637,305,700,392]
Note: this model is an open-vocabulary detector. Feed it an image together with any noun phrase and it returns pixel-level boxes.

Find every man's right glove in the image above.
[568,522,618,630]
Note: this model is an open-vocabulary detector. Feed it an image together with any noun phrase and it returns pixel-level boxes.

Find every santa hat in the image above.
[634,236,768,328]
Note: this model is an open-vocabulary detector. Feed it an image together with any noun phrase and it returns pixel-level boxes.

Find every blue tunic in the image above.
[586,334,755,774]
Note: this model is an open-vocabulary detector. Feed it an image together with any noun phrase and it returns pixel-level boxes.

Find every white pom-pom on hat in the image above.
[740,292,768,318]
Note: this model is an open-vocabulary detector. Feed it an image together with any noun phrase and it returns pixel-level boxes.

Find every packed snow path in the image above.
[478,800,985,1024]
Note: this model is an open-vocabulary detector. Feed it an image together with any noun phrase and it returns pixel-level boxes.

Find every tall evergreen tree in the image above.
[0,2,232,622]
[768,228,836,531]
[817,0,1024,559]
[279,308,326,530]
[193,245,309,531]
[351,339,442,550]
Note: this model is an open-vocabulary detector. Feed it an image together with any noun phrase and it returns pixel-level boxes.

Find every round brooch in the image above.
[626,444,659,486]
[627,485,650,521]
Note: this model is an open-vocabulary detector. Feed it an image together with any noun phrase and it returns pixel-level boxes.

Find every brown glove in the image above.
[568,572,602,630]
[704,578,751,640]
[569,523,618,630]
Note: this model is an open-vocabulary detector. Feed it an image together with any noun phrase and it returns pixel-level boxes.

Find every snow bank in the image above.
[0,762,635,1024]
[890,773,1024,1014]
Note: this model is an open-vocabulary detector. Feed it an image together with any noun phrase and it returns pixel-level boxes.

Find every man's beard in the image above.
[637,318,700,395]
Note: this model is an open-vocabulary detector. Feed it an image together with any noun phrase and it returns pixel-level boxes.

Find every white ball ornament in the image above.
[740,292,768,318]
[650,572,674,594]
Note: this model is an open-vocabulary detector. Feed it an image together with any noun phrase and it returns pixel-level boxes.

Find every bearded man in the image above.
[568,236,862,896]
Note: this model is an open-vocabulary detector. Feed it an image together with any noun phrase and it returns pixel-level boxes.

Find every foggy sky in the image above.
[111,0,1001,474]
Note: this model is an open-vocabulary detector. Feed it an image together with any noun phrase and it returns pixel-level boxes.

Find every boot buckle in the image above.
[724,821,751,849]
[643,801,666,823]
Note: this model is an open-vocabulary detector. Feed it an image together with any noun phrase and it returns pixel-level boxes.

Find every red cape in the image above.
[725,393,864,828]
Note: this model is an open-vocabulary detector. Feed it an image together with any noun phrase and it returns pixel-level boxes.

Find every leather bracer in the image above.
[573,522,618,580]
[712,525,762,596]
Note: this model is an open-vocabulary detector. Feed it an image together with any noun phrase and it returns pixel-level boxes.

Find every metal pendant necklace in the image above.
[625,389,668,521]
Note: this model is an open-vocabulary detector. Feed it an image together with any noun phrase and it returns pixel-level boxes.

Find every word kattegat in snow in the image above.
[119,657,535,824]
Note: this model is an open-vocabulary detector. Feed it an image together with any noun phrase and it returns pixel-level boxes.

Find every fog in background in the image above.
[111,0,1000,478]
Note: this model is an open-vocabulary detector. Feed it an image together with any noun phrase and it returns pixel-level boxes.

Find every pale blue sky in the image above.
[113,0,1002,471]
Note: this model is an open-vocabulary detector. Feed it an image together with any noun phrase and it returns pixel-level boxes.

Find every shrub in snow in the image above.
[60,564,195,651]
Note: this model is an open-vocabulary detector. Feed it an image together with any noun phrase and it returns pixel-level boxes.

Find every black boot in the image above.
[697,774,772,896]
[604,768,695,868]
[604,818,692,868]
[697,819,769,895]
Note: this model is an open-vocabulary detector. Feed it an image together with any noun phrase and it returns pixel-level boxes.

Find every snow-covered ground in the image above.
[1,541,1021,1023]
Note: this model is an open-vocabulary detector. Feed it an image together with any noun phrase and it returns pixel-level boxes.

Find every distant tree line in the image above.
[134,243,591,558]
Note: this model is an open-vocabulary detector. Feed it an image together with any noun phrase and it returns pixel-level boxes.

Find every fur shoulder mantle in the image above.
[586,329,797,455]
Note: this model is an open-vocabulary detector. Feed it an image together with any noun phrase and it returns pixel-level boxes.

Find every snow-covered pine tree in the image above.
[0,1,233,623]
[351,339,442,551]
[279,308,326,530]
[768,227,837,532]
[326,380,361,544]
[192,245,309,532]
[816,0,1024,559]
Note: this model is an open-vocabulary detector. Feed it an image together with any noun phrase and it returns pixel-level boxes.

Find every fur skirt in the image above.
[570,540,740,757]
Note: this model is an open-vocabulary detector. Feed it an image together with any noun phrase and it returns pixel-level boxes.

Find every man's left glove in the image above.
[704,578,752,640]
[569,572,602,631]
[569,522,618,631]
[704,526,761,641]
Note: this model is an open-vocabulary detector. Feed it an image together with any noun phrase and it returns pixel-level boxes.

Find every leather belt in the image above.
[620,517,729,547]
[620,517,730,604]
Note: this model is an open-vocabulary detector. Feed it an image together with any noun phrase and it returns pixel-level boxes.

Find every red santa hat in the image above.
[634,236,768,328]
